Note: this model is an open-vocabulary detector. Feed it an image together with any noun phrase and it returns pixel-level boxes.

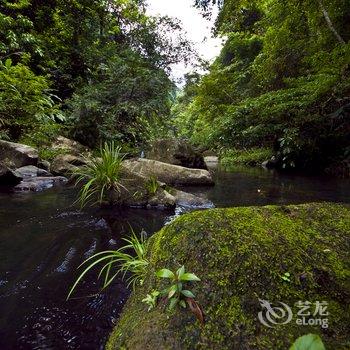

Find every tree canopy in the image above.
[173,0,349,172]
[0,0,192,147]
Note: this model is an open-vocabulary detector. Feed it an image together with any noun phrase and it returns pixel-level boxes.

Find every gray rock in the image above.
[51,154,87,176]
[203,150,217,157]
[14,176,68,192]
[147,138,207,169]
[37,159,50,171]
[0,163,23,186]
[0,140,38,168]
[173,189,214,208]
[122,158,214,186]
[51,136,89,155]
[104,168,176,208]
[148,190,176,208]
[16,165,51,178]
[262,157,278,169]
[204,156,219,169]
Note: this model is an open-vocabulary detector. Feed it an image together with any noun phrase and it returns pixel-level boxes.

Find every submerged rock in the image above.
[0,163,23,186]
[107,203,350,350]
[122,158,214,186]
[14,176,68,192]
[0,140,38,168]
[147,138,207,169]
[173,189,213,208]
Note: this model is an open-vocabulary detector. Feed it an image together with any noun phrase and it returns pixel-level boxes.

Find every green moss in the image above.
[220,147,273,167]
[107,203,350,350]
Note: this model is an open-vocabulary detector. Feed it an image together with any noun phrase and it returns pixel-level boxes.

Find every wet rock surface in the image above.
[147,138,207,169]
[0,163,23,186]
[122,158,214,186]
[0,140,38,168]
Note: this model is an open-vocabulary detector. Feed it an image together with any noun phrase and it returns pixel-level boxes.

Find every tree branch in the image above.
[318,0,345,44]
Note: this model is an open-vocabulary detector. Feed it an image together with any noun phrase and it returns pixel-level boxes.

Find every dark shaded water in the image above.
[0,166,349,349]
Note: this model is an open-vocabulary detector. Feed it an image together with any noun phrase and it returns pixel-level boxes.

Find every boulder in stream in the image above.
[51,154,87,176]
[122,158,214,186]
[108,169,176,209]
[16,165,52,178]
[0,140,38,168]
[107,202,350,350]
[0,163,23,186]
[14,176,68,192]
[147,138,207,169]
[51,136,89,156]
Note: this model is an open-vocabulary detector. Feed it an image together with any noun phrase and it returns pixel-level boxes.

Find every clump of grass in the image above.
[221,147,273,167]
[67,230,149,300]
[74,141,126,207]
[145,175,159,195]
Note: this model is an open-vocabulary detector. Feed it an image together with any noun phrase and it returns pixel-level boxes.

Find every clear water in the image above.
[0,166,349,349]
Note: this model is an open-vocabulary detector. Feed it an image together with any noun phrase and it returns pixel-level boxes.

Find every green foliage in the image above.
[174,0,350,173]
[0,59,62,140]
[1,0,192,147]
[68,51,174,148]
[74,142,125,208]
[67,229,149,300]
[145,176,159,195]
[221,147,273,167]
[289,334,326,350]
[281,272,291,283]
[142,290,160,311]
[155,266,201,310]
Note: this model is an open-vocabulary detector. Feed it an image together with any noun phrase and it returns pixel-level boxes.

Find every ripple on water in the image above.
[54,247,77,273]
[84,239,97,259]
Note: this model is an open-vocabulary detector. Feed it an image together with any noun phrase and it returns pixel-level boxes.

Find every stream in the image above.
[0,166,349,349]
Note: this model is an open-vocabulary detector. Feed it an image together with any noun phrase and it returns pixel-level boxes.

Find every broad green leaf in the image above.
[180,272,201,282]
[156,269,175,279]
[169,297,178,310]
[181,289,195,298]
[289,334,326,350]
[168,284,178,299]
[176,265,185,278]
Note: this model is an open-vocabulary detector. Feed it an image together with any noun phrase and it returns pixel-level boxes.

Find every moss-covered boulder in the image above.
[107,203,350,350]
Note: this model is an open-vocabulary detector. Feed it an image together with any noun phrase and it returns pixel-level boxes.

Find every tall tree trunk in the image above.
[318,0,345,44]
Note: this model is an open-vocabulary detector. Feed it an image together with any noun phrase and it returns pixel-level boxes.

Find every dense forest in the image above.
[174,0,350,174]
[1,0,349,175]
[0,0,191,152]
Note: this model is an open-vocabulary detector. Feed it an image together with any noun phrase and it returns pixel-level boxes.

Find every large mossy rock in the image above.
[107,203,350,350]
[147,138,207,170]
[122,158,214,186]
[0,140,38,168]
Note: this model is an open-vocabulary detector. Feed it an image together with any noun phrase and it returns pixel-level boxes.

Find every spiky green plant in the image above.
[67,230,149,300]
[145,175,159,195]
[73,141,126,208]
